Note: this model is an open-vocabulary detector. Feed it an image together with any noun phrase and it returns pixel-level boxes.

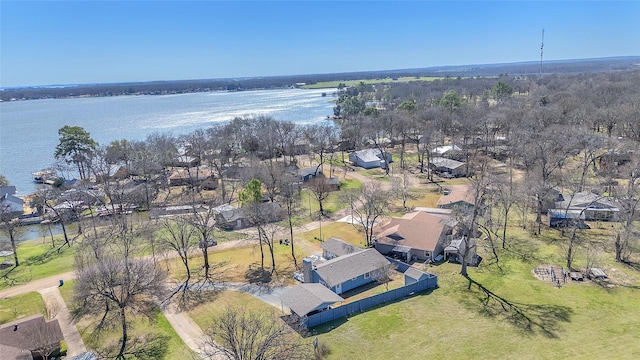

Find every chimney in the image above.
[302,258,313,283]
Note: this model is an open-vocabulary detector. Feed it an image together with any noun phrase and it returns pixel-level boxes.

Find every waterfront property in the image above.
[0,186,24,213]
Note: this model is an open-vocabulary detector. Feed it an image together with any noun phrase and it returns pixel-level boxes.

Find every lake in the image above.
[0,88,336,195]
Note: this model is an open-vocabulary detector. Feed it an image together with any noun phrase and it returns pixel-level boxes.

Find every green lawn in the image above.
[298,222,367,249]
[313,235,640,359]
[163,241,304,284]
[188,290,281,331]
[300,178,362,218]
[0,236,76,289]
[0,291,46,324]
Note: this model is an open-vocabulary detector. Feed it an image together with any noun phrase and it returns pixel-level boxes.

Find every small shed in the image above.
[403,267,432,285]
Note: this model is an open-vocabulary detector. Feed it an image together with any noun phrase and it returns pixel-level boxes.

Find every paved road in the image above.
[0,271,76,299]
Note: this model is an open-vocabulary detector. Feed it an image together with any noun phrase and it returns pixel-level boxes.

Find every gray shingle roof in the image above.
[314,248,390,288]
[354,148,384,163]
[429,157,465,170]
[321,237,361,257]
[555,192,619,210]
[0,186,17,197]
[404,267,431,282]
[281,283,343,316]
[0,314,64,354]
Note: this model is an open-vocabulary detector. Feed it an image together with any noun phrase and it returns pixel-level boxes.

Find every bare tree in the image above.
[277,173,302,268]
[371,263,397,291]
[160,217,197,296]
[614,162,640,262]
[391,170,416,211]
[202,307,312,360]
[188,200,220,282]
[73,214,167,359]
[457,160,491,277]
[343,182,394,247]
[73,254,167,359]
[0,212,25,267]
[307,175,333,216]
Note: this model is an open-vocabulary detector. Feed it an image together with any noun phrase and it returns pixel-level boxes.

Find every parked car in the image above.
[199,239,217,248]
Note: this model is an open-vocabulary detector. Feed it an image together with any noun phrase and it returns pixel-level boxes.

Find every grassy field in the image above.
[163,240,305,285]
[0,291,46,324]
[59,280,197,360]
[302,77,445,89]
[300,178,362,219]
[0,236,76,289]
[312,228,640,359]
[298,221,367,249]
[188,290,280,330]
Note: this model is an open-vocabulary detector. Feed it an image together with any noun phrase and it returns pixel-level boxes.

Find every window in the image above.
[425,251,431,257]
[364,272,371,279]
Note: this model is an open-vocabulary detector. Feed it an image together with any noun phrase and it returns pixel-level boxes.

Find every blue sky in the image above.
[1,1,639,87]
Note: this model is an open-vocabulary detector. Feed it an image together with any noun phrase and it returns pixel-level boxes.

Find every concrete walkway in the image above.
[38,286,87,357]
[161,304,212,359]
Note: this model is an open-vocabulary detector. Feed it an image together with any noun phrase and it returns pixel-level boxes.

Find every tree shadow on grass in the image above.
[244,267,272,284]
[462,277,573,339]
[503,236,542,263]
[23,244,72,266]
[622,259,640,272]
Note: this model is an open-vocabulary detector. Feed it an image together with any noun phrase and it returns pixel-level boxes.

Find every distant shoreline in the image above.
[3,56,638,102]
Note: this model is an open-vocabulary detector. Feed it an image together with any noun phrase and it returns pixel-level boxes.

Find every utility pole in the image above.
[540,29,545,77]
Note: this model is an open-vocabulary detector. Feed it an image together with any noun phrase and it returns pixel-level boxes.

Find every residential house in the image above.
[349,149,393,169]
[302,247,391,295]
[0,314,64,360]
[213,204,246,230]
[214,202,282,231]
[306,175,341,192]
[297,166,323,182]
[436,185,475,210]
[547,209,586,228]
[321,237,361,260]
[280,283,344,317]
[0,186,24,214]
[433,144,462,156]
[553,191,620,222]
[172,154,200,167]
[93,164,130,182]
[374,211,455,262]
[168,167,218,189]
[429,157,466,177]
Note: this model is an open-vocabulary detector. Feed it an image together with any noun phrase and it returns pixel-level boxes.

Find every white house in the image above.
[349,149,393,169]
